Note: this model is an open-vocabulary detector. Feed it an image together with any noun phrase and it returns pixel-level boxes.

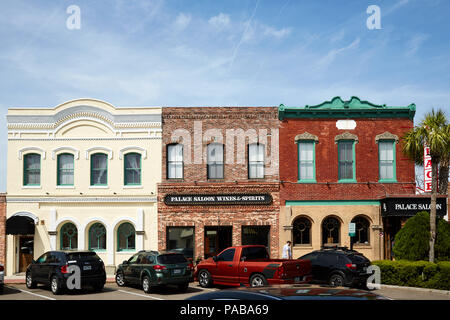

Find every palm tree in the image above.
[402,109,449,263]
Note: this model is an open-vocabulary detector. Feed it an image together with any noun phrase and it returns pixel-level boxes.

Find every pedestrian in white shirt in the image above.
[282,240,292,259]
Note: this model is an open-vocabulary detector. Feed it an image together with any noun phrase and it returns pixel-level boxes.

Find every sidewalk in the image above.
[5,274,116,284]
[379,284,450,295]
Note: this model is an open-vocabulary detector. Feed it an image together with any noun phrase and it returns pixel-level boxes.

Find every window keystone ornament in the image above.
[294,132,319,142]
[334,132,359,144]
[375,132,399,144]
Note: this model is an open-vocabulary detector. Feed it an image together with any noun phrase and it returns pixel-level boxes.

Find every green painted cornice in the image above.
[278,96,416,120]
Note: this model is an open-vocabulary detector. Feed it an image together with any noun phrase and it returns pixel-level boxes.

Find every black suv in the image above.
[298,247,371,288]
[26,251,106,295]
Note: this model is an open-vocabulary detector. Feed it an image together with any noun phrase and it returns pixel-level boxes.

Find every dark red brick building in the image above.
[158,107,280,261]
[277,97,417,260]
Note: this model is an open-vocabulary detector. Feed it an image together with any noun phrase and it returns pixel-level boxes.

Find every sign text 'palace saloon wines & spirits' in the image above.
[164,194,273,206]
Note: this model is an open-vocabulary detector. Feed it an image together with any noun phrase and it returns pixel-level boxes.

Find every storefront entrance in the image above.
[19,236,34,272]
[241,226,270,251]
[6,214,37,274]
[204,226,232,258]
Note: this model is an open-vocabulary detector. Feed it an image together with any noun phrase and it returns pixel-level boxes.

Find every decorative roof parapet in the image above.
[278,96,416,120]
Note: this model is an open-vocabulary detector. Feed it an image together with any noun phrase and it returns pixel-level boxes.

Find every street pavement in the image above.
[1,282,449,300]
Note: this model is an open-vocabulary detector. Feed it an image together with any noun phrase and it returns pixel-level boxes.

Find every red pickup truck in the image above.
[194,245,312,288]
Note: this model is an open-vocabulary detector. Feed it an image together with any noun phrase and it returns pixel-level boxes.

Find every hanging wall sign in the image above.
[164,194,273,206]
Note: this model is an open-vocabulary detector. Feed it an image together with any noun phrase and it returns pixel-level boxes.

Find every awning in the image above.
[6,216,35,235]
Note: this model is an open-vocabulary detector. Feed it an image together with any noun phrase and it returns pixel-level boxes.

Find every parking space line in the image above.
[5,285,56,300]
[117,289,164,300]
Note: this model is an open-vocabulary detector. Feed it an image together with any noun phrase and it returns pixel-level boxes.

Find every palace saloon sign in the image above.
[381,197,447,217]
[164,194,273,206]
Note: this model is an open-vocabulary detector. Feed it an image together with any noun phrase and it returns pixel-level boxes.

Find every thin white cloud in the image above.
[406,34,428,57]
[316,38,360,69]
[209,13,230,30]
[263,26,292,39]
[174,12,191,31]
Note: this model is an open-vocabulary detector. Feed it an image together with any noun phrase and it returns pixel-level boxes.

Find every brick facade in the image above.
[0,194,5,266]
[279,117,416,203]
[158,107,280,259]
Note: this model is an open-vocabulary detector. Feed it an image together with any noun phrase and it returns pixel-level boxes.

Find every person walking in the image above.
[282,240,292,259]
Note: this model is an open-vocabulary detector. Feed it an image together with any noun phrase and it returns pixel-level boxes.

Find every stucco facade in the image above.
[5,99,161,275]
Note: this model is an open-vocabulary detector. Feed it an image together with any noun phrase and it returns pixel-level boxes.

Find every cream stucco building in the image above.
[5,98,161,275]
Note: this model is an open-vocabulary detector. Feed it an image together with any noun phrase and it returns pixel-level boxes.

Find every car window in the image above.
[140,254,154,264]
[217,249,235,262]
[320,253,338,265]
[241,247,269,260]
[128,253,140,264]
[157,254,187,264]
[300,252,319,262]
[338,255,351,265]
[146,255,155,264]
[36,253,48,264]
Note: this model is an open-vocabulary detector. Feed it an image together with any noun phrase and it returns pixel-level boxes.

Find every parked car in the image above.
[194,245,312,288]
[186,284,388,300]
[298,246,371,288]
[0,263,4,293]
[25,251,106,295]
[115,250,193,293]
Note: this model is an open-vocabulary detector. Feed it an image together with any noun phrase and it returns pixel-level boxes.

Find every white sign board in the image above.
[349,223,356,237]
[424,146,432,192]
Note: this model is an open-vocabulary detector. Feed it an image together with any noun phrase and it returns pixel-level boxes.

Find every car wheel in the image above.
[250,274,268,287]
[177,282,189,292]
[142,275,152,294]
[50,275,63,295]
[115,271,126,287]
[198,269,212,288]
[26,272,37,289]
[329,274,345,287]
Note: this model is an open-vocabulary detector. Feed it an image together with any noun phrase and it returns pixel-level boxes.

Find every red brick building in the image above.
[158,107,280,261]
[278,97,417,260]
[0,194,6,266]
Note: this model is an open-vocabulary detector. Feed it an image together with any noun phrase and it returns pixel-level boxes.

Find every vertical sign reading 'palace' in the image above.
[424,146,432,192]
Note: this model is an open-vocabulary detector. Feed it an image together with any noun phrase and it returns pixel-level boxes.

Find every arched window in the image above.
[207,143,224,179]
[167,144,183,179]
[293,217,312,245]
[351,216,370,245]
[60,223,78,250]
[322,217,340,245]
[23,153,41,186]
[91,153,108,186]
[57,153,74,186]
[89,223,106,250]
[124,153,141,185]
[117,222,136,251]
[248,143,265,179]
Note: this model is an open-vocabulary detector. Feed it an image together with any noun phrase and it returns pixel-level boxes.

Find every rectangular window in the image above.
[124,153,141,185]
[23,154,41,186]
[91,153,108,186]
[248,144,265,179]
[166,227,194,259]
[207,143,224,179]
[298,141,315,182]
[379,141,396,181]
[167,144,183,179]
[338,141,355,181]
[57,154,74,186]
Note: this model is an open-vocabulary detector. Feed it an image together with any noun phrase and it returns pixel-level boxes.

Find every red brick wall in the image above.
[0,194,6,266]
[279,118,416,203]
[158,107,280,258]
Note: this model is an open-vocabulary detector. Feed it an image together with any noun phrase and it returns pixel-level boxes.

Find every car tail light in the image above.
[187,263,194,271]
[276,265,286,278]
[153,265,167,272]
[346,263,357,270]
[0,265,4,272]
[61,265,69,274]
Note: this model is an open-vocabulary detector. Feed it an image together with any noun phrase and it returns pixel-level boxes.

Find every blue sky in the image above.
[0,0,449,191]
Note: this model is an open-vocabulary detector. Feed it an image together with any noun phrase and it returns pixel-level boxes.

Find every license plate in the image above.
[363,267,367,272]
[83,265,92,271]
[173,269,181,275]
[294,277,301,282]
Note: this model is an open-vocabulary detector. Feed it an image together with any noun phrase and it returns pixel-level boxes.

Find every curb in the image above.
[380,284,450,295]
